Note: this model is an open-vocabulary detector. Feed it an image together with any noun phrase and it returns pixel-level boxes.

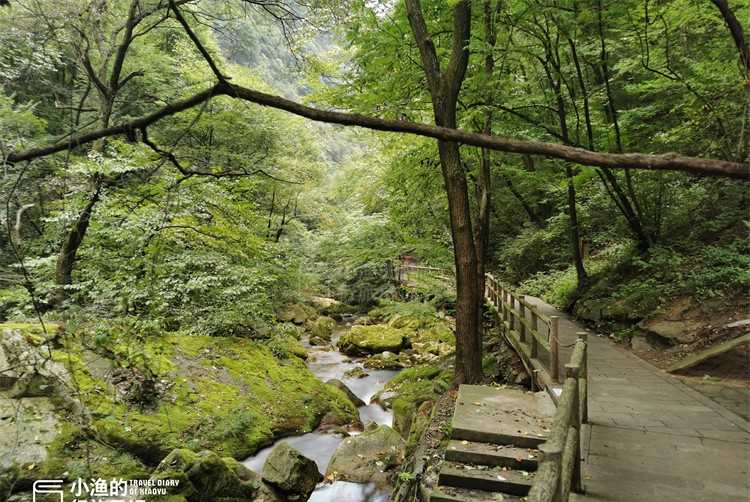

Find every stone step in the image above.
[451,385,553,449]
[451,426,547,449]
[430,485,524,502]
[438,461,534,496]
[445,440,540,471]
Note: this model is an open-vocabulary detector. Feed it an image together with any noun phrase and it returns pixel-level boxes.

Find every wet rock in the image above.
[150,448,272,501]
[343,367,368,379]
[326,379,365,407]
[326,425,405,486]
[261,443,322,500]
[308,335,329,346]
[338,325,408,356]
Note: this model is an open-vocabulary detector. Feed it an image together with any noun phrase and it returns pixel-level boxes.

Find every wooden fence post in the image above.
[565,364,583,496]
[503,289,510,324]
[576,332,589,424]
[531,311,539,358]
[551,316,560,383]
[519,300,527,343]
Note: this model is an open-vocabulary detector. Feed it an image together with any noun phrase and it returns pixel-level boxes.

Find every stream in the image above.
[242,319,399,501]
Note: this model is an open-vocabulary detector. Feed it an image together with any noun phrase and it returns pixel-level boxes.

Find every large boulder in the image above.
[310,297,340,310]
[640,319,703,344]
[0,324,68,398]
[261,443,322,500]
[337,325,408,356]
[0,397,60,472]
[308,316,336,343]
[150,448,279,501]
[326,379,365,408]
[326,425,405,486]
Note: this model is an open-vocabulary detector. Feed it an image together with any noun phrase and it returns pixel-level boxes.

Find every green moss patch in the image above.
[338,325,409,356]
[41,330,357,472]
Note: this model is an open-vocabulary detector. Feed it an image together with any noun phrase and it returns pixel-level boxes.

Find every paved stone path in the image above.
[524,296,750,502]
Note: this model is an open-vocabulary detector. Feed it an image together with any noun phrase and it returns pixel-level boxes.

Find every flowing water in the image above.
[242,321,399,501]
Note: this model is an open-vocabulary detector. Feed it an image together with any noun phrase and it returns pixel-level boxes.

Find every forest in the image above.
[0,0,748,501]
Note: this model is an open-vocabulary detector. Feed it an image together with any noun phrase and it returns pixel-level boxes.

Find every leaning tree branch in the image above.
[710,0,750,80]
[5,82,748,180]
[169,0,230,84]
[141,127,301,183]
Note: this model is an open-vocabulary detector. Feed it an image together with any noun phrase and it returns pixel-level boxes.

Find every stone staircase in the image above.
[429,385,555,501]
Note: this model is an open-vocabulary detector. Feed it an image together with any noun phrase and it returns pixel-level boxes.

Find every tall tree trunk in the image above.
[473,0,499,316]
[54,182,101,304]
[596,0,649,249]
[564,164,586,288]
[568,36,651,251]
[405,0,482,384]
[544,54,588,291]
[53,0,142,304]
[441,139,483,384]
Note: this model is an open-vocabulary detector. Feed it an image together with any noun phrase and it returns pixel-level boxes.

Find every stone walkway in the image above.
[524,296,750,502]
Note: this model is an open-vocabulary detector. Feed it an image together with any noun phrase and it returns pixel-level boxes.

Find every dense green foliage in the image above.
[310,0,749,325]
[3,0,746,333]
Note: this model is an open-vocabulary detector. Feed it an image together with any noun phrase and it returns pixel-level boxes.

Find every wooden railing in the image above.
[393,261,562,391]
[527,333,588,501]
[391,259,589,501]
[393,263,456,287]
[485,273,561,389]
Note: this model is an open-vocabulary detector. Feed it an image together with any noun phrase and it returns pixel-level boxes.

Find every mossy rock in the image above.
[308,316,336,342]
[261,443,322,500]
[150,448,262,501]
[415,323,455,345]
[277,304,317,325]
[44,332,357,466]
[362,351,404,370]
[0,466,18,501]
[405,401,434,455]
[0,322,63,345]
[378,365,451,438]
[388,314,434,330]
[338,325,409,356]
[326,379,365,408]
[271,323,304,340]
[266,333,308,360]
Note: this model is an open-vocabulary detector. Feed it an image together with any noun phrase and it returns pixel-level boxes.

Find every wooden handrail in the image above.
[527,335,588,502]
[393,260,561,388]
[392,259,589,501]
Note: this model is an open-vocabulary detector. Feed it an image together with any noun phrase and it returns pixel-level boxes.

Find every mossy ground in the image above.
[2,322,358,488]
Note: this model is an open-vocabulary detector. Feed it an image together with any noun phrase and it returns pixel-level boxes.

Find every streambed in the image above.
[242,321,399,501]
